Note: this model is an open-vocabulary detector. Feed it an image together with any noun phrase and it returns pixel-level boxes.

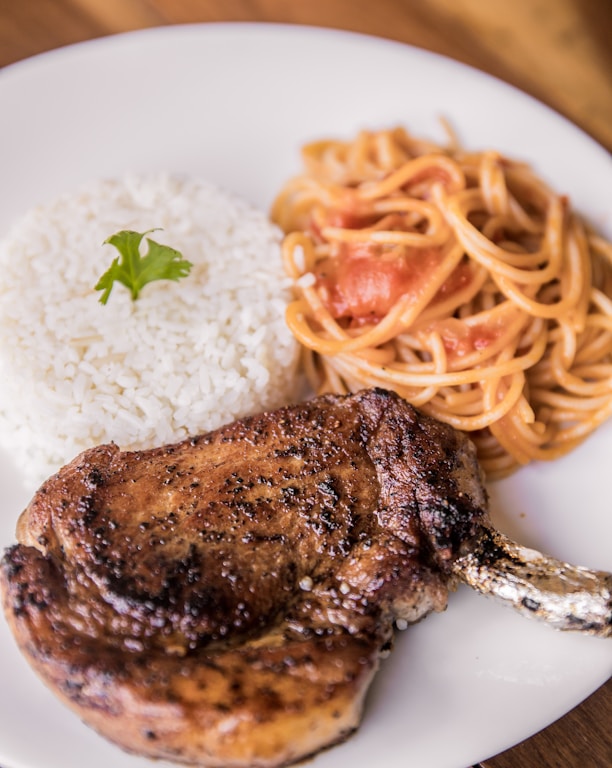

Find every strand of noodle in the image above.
[449,189,565,284]
[547,407,606,423]
[394,340,427,364]
[385,331,446,407]
[490,413,563,464]
[438,186,566,283]
[436,393,485,416]
[488,410,535,466]
[373,130,410,169]
[303,128,439,184]
[479,216,545,268]
[554,320,577,370]
[443,387,483,408]
[487,335,534,407]
[502,402,551,445]
[493,221,584,319]
[320,197,451,246]
[481,337,543,463]
[478,451,519,478]
[577,308,612,336]
[326,329,547,388]
[506,410,553,444]
[358,155,466,200]
[591,285,612,315]
[546,357,612,396]
[530,316,612,386]
[370,196,448,217]
[569,218,593,332]
[353,345,398,365]
[285,295,348,346]
[270,179,341,231]
[506,197,546,234]
[574,326,612,364]
[282,232,318,279]
[428,370,527,431]
[491,420,545,462]
[423,307,534,372]
[475,425,520,454]
[589,233,612,265]
[479,152,511,216]
[547,396,612,443]
[481,157,553,234]
[550,336,612,392]
[411,264,489,326]
[299,347,322,392]
[480,458,519,478]
[504,165,557,210]
[394,243,467,327]
[513,310,545,348]
[530,389,612,411]
[321,362,350,395]
[321,224,449,248]
[302,141,365,183]
[377,309,529,375]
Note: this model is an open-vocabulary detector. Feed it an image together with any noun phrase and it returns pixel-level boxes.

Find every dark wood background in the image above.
[1,0,611,151]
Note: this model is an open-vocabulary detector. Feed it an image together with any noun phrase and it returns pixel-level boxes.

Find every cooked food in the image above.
[271,126,612,478]
[0,173,300,486]
[1,389,610,768]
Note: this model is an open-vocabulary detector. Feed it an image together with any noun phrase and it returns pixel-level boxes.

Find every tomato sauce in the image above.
[431,258,473,303]
[434,318,503,360]
[314,243,444,324]
[310,208,391,242]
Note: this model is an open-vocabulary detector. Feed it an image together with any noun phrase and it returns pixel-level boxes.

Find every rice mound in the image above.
[0,173,300,486]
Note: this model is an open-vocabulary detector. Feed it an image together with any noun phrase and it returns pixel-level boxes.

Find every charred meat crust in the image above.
[0,388,489,767]
[1,543,379,768]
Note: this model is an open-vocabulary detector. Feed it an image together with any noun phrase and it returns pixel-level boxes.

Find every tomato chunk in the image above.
[315,244,443,323]
[433,317,504,361]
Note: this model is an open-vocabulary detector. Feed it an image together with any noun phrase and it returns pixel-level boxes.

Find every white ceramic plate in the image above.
[0,23,610,768]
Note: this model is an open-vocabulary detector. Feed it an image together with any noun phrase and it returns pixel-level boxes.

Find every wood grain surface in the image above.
[1,0,611,151]
[0,2,610,768]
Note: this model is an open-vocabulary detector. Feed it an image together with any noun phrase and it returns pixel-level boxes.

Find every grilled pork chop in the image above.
[1,388,610,768]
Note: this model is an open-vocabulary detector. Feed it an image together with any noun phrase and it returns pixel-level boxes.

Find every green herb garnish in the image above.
[95,229,193,304]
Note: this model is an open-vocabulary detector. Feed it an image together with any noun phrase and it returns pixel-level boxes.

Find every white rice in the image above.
[0,173,301,486]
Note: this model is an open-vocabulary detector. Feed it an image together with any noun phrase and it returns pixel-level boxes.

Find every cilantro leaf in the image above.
[95,229,193,304]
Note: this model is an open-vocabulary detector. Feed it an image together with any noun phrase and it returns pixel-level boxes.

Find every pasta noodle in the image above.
[271,126,612,478]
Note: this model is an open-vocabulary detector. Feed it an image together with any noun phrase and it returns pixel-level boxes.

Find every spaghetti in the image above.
[271,126,612,478]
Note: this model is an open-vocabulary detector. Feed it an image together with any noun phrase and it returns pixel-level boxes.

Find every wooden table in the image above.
[0,2,610,768]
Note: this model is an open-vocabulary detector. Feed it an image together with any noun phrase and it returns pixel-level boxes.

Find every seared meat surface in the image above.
[1,388,610,768]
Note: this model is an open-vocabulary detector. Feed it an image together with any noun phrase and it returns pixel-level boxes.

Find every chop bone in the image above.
[454,526,612,634]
